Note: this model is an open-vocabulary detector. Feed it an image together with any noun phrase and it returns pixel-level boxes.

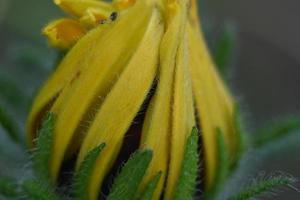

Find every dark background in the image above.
[0,0,299,199]
[205,1,300,199]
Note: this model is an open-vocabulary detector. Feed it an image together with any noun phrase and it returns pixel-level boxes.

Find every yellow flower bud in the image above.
[27,0,239,199]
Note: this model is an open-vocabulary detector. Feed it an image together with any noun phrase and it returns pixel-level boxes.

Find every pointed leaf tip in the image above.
[22,179,59,200]
[213,23,236,77]
[33,113,56,184]
[254,116,300,149]
[173,127,200,200]
[206,128,230,199]
[72,143,106,200]
[107,149,153,200]
[232,104,247,168]
[228,174,298,200]
[139,171,162,200]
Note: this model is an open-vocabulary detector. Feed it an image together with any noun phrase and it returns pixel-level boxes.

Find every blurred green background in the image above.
[0,0,299,199]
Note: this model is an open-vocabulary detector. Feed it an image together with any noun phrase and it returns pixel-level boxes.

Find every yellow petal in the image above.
[79,8,114,27]
[26,20,109,147]
[187,22,236,188]
[76,5,163,200]
[48,0,161,184]
[188,0,201,29]
[43,18,86,49]
[54,0,114,19]
[139,3,185,199]
[113,0,136,10]
[164,27,196,200]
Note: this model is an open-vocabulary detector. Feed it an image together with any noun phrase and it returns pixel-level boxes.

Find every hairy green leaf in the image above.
[213,23,236,76]
[173,127,199,200]
[231,104,247,169]
[228,174,297,200]
[215,129,230,185]
[139,172,161,200]
[254,116,300,148]
[32,113,56,183]
[206,129,230,199]
[72,143,105,200]
[0,177,18,197]
[22,179,59,200]
[107,150,153,200]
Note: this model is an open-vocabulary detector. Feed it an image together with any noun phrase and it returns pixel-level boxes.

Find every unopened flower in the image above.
[27,0,240,199]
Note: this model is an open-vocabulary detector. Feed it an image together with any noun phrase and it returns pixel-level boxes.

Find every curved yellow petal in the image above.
[48,0,161,183]
[79,8,114,27]
[26,20,110,147]
[43,18,86,49]
[139,3,185,200]
[164,28,196,200]
[54,0,114,19]
[188,0,200,29]
[187,22,236,188]
[164,2,196,199]
[76,6,163,200]
[113,0,136,10]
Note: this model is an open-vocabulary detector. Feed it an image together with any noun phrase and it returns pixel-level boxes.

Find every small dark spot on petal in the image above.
[110,12,118,21]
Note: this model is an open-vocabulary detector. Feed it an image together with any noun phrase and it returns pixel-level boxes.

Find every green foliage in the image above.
[231,105,247,169]
[21,179,59,200]
[107,150,153,200]
[173,127,200,200]
[213,23,236,76]
[254,116,300,148]
[32,113,56,183]
[1,112,58,200]
[72,143,106,200]
[1,86,299,200]
[215,129,230,186]
[0,106,21,144]
[0,73,29,111]
[139,172,162,200]
[206,129,230,199]
[0,177,18,198]
[228,174,297,200]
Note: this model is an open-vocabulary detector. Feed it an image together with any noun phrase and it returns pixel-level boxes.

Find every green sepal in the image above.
[228,174,297,200]
[139,172,162,200]
[107,149,153,200]
[32,113,56,184]
[72,143,106,200]
[253,116,300,149]
[206,129,230,199]
[213,23,236,77]
[21,179,59,200]
[231,104,247,169]
[173,127,199,200]
[0,177,18,198]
